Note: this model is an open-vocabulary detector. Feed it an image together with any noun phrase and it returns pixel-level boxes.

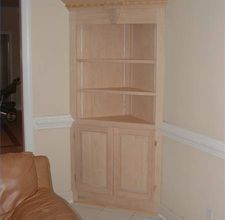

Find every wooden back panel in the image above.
[132,64,155,92]
[131,24,156,60]
[77,24,125,59]
[81,63,125,88]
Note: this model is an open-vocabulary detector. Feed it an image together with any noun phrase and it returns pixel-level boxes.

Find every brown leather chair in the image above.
[0,152,81,220]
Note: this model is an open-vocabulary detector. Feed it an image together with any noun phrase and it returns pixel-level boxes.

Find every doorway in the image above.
[0,0,24,153]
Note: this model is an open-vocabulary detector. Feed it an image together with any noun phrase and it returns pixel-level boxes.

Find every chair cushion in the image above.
[0,153,38,220]
[11,189,81,220]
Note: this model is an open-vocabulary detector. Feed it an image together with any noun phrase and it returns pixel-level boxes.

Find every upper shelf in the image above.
[77,58,155,64]
[78,115,155,129]
[61,0,168,8]
[80,87,156,96]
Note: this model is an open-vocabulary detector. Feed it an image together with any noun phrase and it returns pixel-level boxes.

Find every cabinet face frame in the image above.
[75,125,114,195]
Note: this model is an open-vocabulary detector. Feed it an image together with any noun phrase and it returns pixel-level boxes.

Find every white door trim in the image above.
[21,0,34,152]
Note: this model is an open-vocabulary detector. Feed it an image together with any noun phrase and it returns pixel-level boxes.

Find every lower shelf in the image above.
[77,115,155,129]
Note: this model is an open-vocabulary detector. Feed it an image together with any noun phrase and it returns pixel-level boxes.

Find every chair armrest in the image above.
[34,156,53,190]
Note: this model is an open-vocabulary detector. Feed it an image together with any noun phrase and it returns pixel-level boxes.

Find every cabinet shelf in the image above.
[80,87,156,96]
[80,115,154,126]
[77,58,155,64]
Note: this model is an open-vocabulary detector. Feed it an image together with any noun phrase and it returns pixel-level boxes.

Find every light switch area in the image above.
[206,209,214,220]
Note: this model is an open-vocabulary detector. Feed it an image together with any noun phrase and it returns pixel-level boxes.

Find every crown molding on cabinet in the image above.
[61,0,168,9]
[160,122,225,160]
[33,115,74,130]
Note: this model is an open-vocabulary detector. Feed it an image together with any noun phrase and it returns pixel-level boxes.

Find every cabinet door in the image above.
[75,125,113,195]
[114,128,154,200]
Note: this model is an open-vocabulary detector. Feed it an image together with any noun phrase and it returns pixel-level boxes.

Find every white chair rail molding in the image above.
[160,122,225,160]
[33,115,74,130]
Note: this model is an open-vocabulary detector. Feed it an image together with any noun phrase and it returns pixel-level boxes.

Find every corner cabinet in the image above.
[62,0,167,215]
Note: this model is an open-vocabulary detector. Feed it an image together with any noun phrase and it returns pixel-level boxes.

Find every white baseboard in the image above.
[57,191,74,204]
[158,214,167,220]
[158,205,183,220]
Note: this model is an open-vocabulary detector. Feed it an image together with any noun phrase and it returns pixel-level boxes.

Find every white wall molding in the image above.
[160,122,225,160]
[57,191,74,204]
[33,115,74,130]
[158,205,183,220]
[21,0,34,152]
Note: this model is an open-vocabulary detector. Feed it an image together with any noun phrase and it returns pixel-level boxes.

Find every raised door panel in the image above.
[114,128,154,200]
[75,125,113,195]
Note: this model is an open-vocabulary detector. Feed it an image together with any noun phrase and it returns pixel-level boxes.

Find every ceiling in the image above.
[1,0,20,8]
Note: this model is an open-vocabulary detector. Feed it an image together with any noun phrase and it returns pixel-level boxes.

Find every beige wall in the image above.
[162,0,225,219]
[31,0,71,196]
[164,0,225,140]
[161,138,224,220]
[34,128,71,194]
[31,0,69,117]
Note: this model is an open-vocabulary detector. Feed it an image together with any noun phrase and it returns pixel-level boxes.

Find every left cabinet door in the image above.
[75,125,113,195]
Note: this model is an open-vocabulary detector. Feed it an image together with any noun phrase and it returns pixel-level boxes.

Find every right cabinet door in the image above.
[114,128,155,201]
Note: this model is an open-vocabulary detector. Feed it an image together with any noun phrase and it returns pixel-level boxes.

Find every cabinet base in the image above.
[75,191,157,215]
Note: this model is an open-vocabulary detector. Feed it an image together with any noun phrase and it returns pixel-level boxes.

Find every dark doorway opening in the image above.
[0,0,24,153]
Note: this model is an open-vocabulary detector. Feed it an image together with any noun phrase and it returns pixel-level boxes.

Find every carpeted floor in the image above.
[0,111,24,153]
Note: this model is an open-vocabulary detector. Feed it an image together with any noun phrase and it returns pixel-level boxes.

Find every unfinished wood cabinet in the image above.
[62,0,167,214]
